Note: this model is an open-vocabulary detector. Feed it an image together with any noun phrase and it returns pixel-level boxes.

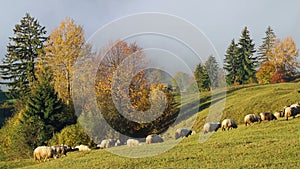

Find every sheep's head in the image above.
[258,117,262,122]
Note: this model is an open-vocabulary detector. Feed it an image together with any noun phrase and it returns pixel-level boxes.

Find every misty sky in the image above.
[1,0,300,67]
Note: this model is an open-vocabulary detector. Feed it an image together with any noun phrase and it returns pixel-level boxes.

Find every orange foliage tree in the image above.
[256,37,299,84]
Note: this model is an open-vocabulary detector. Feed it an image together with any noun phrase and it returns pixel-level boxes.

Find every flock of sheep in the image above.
[33,129,196,162]
[33,102,300,162]
[33,144,91,162]
[203,102,300,133]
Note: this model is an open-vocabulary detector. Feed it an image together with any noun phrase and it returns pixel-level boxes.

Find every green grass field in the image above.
[0,82,300,168]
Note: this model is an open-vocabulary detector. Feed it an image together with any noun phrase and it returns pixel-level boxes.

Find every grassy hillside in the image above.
[192,81,300,131]
[1,118,300,169]
[1,82,300,168]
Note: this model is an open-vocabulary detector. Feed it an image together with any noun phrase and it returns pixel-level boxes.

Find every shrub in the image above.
[48,123,94,147]
[0,112,32,161]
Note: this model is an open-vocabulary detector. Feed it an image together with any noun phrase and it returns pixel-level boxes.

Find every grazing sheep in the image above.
[97,139,120,149]
[126,139,140,147]
[221,119,238,131]
[175,128,193,139]
[284,106,299,120]
[33,146,59,162]
[274,111,284,119]
[115,139,121,146]
[74,145,91,152]
[145,134,164,144]
[244,114,261,126]
[260,112,277,121]
[203,122,221,134]
[51,145,67,157]
[290,103,300,114]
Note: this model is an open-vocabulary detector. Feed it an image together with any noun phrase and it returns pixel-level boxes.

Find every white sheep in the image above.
[33,146,59,162]
[126,139,140,147]
[97,139,120,149]
[284,106,299,120]
[145,134,164,144]
[75,144,91,151]
[51,145,68,157]
[203,122,221,134]
[244,114,261,126]
[259,112,277,121]
[221,119,238,131]
[274,111,284,119]
[175,128,194,139]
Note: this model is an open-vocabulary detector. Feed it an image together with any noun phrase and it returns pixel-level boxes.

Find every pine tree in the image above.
[194,63,210,91]
[257,26,276,64]
[0,13,47,98]
[21,66,65,147]
[223,39,239,85]
[237,27,257,84]
[205,55,219,88]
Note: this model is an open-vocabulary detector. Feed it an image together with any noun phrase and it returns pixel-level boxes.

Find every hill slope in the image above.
[1,82,300,168]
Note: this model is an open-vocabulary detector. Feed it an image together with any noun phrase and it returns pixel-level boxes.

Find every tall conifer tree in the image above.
[0,13,47,98]
[194,63,210,91]
[21,66,65,147]
[205,55,219,88]
[224,39,239,85]
[237,27,257,84]
[258,26,276,64]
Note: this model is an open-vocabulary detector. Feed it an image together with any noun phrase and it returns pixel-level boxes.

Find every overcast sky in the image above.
[1,0,300,67]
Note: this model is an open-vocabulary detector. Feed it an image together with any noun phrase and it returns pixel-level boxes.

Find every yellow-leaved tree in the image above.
[94,40,179,139]
[256,37,299,83]
[267,37,299,78]
[43,17,85,124]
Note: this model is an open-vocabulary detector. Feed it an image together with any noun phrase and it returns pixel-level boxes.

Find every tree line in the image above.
[0,13,299,161]
[193,26,299,92]
[0,13,180,160]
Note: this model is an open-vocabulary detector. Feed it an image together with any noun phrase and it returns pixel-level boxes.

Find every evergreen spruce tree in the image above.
[205,55,219,88]
[0,13,47,98]
[257,26,276,64]
[194,63,210,91]
[237,27,257,84]
[224,39,239,85]
[21,66,65,147]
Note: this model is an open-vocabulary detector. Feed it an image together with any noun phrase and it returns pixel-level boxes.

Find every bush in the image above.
[48,123,94,147]
[0,111,32,161]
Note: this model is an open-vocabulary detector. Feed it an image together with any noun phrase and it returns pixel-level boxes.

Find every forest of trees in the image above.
[224,26,299,85]
[0,13,299,161]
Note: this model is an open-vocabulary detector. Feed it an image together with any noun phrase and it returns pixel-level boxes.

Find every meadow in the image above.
[1,81,300,168]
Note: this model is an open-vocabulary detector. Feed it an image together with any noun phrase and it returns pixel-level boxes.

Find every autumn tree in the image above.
[267,37,299,79]
[44,17,85,106]
[0,13,47,98]
[43,17,85,124]
[94,40,179,138]
[255,62,276,84]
